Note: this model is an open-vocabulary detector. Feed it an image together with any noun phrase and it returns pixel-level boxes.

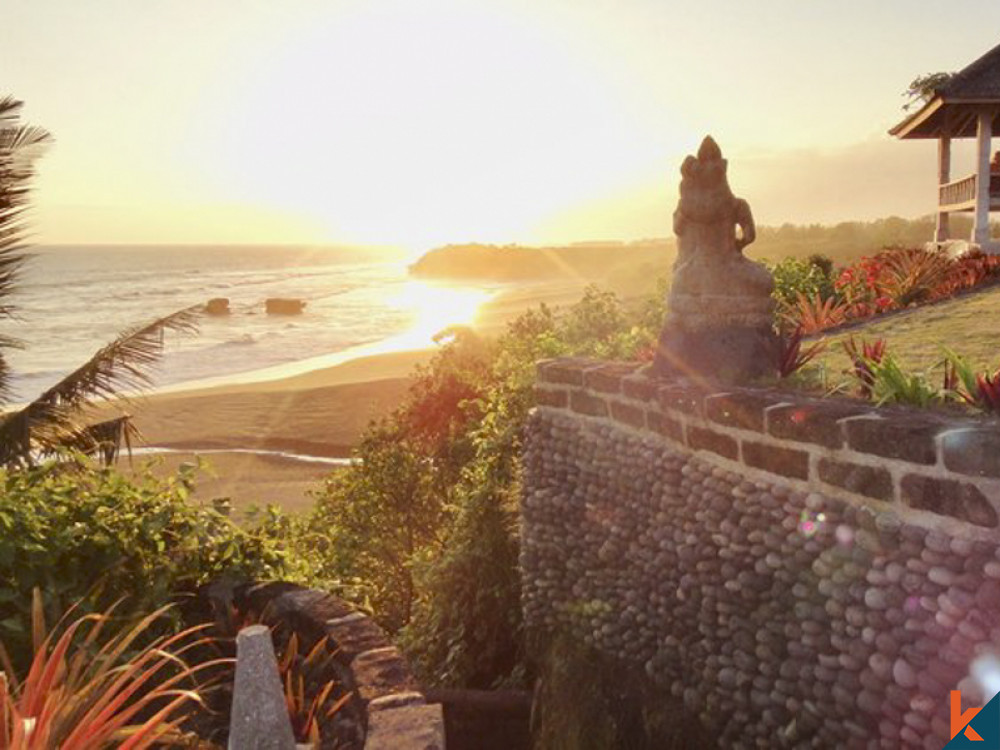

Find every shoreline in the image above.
[119,278,592,512]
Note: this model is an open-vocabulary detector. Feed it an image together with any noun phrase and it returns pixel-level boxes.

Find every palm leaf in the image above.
[0,95,52,404]
[52,414,140,465]
[0,306,200,466]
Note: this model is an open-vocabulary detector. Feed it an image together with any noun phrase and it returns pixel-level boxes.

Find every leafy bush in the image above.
[531,632,714,749]
[307,425,449,632]
[308,284,658,688]
[768,256,835,310]
[869,354,942,407]
[0,459,300,669]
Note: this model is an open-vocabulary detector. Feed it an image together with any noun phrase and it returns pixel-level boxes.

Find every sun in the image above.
[186,0,671,249]
[387,281,495,348]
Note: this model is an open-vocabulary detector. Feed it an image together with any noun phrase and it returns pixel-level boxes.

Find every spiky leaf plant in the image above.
[0,589,223,749]
[777,326,828,379]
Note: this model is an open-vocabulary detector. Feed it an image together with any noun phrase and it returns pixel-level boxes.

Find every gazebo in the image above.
[890,42,1000,253]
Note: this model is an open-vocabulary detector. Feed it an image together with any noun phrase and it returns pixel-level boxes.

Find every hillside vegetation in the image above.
[409,215,994,296]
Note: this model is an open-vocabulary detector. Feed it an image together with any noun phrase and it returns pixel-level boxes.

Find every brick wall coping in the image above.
[535,357,1000,535]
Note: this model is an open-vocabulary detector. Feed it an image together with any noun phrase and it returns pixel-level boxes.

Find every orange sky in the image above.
[6,0,1000,249]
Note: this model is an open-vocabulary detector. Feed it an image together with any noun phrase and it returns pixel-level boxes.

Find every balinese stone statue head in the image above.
[676,136,736,225]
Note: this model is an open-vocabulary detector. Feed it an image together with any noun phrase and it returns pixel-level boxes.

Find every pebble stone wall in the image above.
[521,357,1000,748]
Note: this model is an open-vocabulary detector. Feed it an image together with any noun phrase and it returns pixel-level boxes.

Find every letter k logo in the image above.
[952,691,985,741]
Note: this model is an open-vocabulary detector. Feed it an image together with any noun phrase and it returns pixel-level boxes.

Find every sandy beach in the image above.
[119,280,590,512]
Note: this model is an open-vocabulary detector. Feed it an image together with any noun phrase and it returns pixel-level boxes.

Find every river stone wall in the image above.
[521,357,1000,748]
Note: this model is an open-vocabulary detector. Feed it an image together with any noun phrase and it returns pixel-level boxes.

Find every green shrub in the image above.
[305,284,658,687]
[531,633,716,749]
[400,351,530,688]
[0,458,301,669]
[767,256,836,310]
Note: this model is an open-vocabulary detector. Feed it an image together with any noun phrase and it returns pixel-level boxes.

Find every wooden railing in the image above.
[939,173,977,208]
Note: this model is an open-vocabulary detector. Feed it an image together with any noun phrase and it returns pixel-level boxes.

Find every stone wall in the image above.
[201,582,445,749]
[521,357,1000,748]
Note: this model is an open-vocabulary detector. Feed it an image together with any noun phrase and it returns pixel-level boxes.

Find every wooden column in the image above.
[936,135,951,242]
[973,110,992,246]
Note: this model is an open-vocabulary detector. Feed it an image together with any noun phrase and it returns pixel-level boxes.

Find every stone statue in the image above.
[651,136,779,382]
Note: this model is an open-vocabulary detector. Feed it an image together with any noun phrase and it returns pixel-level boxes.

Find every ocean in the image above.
[5,245,491,401]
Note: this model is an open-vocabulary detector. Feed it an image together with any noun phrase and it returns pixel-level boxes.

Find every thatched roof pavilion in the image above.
[891,42,1000,252]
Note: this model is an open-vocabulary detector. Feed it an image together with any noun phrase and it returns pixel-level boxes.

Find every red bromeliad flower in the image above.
[875,296,893,311]
[786,292,848,334]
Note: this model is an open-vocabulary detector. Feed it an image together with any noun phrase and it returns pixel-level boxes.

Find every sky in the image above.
[5,0,1000,249]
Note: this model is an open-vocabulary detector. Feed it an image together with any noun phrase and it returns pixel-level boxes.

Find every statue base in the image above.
[650,321,780,384]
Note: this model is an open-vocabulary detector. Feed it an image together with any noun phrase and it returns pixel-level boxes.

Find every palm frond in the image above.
[51,414,140,465]
[0,96,25,124]
[0,306,200,467]
[0,350,13,406]
[0,95,51,404]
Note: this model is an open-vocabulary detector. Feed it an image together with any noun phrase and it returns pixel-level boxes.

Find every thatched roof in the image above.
[891,41,1000,139]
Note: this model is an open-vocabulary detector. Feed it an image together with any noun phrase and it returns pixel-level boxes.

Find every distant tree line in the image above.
[410,215,996,291]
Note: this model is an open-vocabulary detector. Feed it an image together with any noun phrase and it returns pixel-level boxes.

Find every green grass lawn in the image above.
[808,284,1000,390]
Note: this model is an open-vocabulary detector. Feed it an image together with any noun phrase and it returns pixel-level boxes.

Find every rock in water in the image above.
[228,624,296,750]
[265,298,306,315]
[651,136,779,383]
[206,297,230,315]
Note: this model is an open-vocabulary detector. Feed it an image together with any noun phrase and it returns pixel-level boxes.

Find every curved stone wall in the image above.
[200,581,445,749]
[521,357,1000,748]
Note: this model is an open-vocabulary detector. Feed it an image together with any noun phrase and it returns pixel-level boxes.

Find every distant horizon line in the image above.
[28,213,975,250]
[29,213,968,252]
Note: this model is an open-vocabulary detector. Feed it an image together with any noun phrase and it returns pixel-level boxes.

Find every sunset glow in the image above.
[388,281,494,346]
[7,0,1000,247]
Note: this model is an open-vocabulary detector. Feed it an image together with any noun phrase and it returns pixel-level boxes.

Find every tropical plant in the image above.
[782,292,848,334]
[941,348,1000,415]
[946,251,1000,295]
[842,336,887,399]
[768,256,836,312]
[0,95,200,467]
[0,96,51,399]
[0,308,201,468]
[199,598,353,746]
[976,371,1000,414]
[777,327,827,379]
[869,354,941,407]
[309,424,446,632]
[879,247,954,307]
[0,590,219,749]
[277,634,351,745]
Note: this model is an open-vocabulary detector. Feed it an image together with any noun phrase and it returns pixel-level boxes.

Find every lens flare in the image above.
[798,510,826,538]
[971,654,1000,699]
